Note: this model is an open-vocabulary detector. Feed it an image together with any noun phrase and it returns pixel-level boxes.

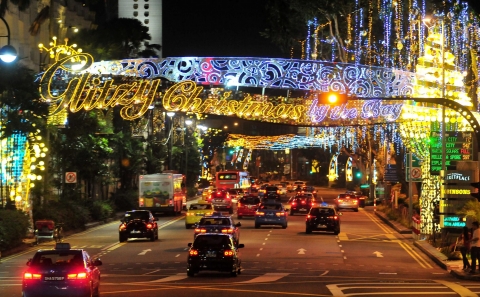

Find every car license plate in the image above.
[317,224,326,228]
[206,251,216,257]
[196,213,205,216]
[131,230,141,233]
[266,213,274,216]
[300,208,307,211]
[215,199,223,202]
[44,276,65,281]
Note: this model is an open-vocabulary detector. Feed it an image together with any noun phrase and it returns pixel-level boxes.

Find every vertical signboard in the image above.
[439,170,477,228]
[429,131,473,175]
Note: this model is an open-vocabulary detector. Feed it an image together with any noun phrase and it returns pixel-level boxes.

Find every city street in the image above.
[1,188,478,297]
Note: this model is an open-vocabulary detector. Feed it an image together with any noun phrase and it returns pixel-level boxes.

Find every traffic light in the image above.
[471,182,480,201]
[317,92,349,105]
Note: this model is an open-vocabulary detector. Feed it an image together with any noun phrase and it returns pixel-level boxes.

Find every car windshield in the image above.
[240,197,260,204]
[31,252,84,267]
[193,235,232,249]
[211,192,226,198]
[310,208,334,215]
[260,204,282,210]
[124,211,149,221]
[199,218,231,225]
[189,204,213,210]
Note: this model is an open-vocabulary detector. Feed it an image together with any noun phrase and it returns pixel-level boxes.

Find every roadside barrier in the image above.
[412,216,421,240]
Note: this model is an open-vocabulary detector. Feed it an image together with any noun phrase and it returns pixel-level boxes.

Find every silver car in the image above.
[334,194,359,212]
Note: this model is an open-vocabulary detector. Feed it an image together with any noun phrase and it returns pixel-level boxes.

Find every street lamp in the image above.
[184,119,192,187]
[0,16,17,63]
[166,112,175,170]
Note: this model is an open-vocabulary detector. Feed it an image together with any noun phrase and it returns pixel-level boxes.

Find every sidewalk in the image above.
[374,210,480,280]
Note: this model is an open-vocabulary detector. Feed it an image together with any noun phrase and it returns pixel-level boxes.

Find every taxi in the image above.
[185,201,214,229]
[22,242,102,297]
[202,186,215,200]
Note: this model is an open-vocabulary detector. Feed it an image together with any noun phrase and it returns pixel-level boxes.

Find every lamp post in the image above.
[184,119,192,187]
[166,112,175,171]
[0,16,17,63]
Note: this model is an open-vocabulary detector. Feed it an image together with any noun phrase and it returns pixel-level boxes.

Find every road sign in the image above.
[410,167,421,179]
[406,154,422,182]
[65,172,77,183]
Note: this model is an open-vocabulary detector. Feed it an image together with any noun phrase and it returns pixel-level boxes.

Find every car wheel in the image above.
[334,229,340,235]
[354,208,359,212]
[119,234,126,242]
[290,210,294,216]
[185,224,191,229]
[230,267,238,277]
[237,215,242,219]
[255,223,260,229]
[187,270,195,277]
[229,208,234,214]
[150,233,155,242]
[282,223,287,229]
[306,227,312,234]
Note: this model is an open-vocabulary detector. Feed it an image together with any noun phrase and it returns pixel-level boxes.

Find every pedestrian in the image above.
[459,226,471,271]
[469,221,480,274]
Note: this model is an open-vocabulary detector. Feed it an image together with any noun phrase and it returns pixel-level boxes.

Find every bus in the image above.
[215,170,251,190]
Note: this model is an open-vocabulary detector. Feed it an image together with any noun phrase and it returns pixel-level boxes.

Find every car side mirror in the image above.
[93,258,103,266]
[26,259,32,266]
[238,244,245,248]
[236,222,241,227]
[188,243,192,247]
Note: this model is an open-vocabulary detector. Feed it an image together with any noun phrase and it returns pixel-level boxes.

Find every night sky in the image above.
[162,0,286,58]
[162,0,480,59]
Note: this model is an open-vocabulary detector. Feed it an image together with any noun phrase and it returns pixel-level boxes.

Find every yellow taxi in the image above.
[202,187,215,200]
[185,201,214,229]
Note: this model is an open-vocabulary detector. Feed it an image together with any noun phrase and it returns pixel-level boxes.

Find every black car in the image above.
[194,214,241,245]
[305,206,342,235]
[289,195,315,215]
[187,233,244,277]
[22,243,102,297]
[119,210,159,242]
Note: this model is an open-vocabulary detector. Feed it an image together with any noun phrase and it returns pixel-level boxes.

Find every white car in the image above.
[274,184,287,196]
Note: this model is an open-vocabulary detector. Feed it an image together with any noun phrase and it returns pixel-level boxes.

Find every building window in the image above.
[133,11,138,17]
[144,19,149,24]
[144,12,149,17]
[144,4,149,9]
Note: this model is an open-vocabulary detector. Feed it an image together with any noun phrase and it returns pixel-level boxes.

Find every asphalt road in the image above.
[2,187,479,297]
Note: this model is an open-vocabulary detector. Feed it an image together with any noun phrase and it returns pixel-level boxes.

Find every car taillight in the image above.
[291,202,296,206]
[119,223,126,231]
[276,212,286,217]
[68,272,87,280]
[310,202,315,206]
[353,200,358,204]
[186,213,194,216]
[329,216,339,220]
[306,214,312,219]
[224,250,234,256]
[146,223,153,229]
[338,199,343,203]
[194,228,207,234]
[256,211,265,216]
[301,201,306,204]
[205,212,212,216]
[24,272,42,280]
[189,249,199,256]
[222,228,234,234]
[238,203,242,207]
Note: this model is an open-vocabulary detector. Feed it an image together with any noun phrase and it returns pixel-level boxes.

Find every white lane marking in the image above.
[138,249,152,255]
[320,270,329,276]
[259,248,263,251]
[143,269,160,275]
[256,254,260,257]
[175,254,180,257]
[239,273,290,283]
[150,273,188,283]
